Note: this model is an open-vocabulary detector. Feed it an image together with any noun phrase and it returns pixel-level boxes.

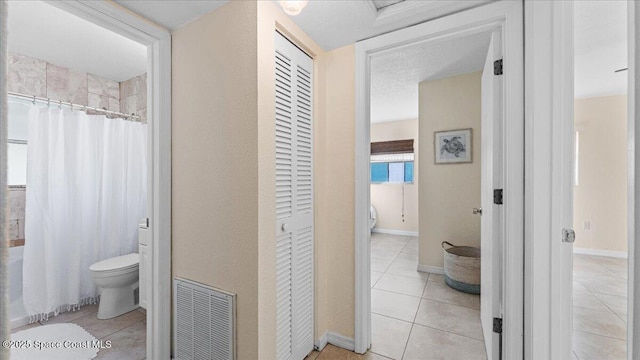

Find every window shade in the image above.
[370,153,414,163]
[371,139,414,155]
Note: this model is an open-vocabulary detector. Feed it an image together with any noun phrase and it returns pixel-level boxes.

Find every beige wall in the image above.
[315,44,357,339]
[370,119,419,233]
[574,95,628,253]
[418,71,482,268]
[172,2,260,358]
[173,1,349,358]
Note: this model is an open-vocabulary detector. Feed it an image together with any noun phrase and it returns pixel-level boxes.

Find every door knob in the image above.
[281,223,289,232]
[473,207,483,215]
[562,228,575,243]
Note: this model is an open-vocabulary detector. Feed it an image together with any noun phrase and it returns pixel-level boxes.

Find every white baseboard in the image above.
[314,331,328,351]
[574,247,628,259]
[315,331,354,352]
[417,264,444,274]
[327,332,355,351]
[371,228,418,237]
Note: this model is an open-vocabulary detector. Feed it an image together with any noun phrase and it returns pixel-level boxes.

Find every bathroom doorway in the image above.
[2,3,171,358]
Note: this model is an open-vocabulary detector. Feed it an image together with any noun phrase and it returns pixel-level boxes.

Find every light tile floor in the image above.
[12,241,621,360]
[309,236,630,360]
[369,233,485,360]
[11,306,146,360]
[573,254,627,360]
[306,233,485,360]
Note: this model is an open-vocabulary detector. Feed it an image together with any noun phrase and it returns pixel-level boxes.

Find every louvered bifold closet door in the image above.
[275,31,314,360]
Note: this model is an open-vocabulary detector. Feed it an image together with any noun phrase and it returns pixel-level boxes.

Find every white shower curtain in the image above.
[22,106,147,321]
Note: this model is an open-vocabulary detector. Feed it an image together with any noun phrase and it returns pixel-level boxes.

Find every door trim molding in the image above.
[354,1,524,356]
[44,2,172,359]
[629,0,638,357]
[523,2,575,358]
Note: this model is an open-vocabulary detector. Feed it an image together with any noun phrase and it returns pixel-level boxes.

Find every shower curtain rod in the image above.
[8,91,146,121]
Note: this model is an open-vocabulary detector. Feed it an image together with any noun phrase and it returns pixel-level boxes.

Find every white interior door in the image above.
[480,30,504,360]
[275,31,314,360]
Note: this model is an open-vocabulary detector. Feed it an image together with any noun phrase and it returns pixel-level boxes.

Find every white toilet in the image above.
[89,253,140,319]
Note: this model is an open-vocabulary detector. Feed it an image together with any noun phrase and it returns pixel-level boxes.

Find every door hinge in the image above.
[494,317,504,360]
[493,317,503,334]
[562,228,576,243]
[494,59,503,75]
[493,189,503,205]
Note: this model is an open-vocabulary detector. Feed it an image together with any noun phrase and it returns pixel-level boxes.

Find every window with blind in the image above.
[370,139,414,183]
[8,99,30,186]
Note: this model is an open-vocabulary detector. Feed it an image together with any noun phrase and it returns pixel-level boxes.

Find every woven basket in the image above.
[442,241,481,294]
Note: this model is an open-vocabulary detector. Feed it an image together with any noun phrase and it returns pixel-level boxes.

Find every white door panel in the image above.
[275,31,314,360]
[481,31,504,360]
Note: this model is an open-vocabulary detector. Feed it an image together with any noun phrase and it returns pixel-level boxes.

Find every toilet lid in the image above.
[90,253,139,272]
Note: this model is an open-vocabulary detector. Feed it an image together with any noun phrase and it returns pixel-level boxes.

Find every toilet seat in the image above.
[90,253,139,272]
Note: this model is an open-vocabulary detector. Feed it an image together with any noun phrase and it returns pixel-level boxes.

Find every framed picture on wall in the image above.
[434,128,472,164]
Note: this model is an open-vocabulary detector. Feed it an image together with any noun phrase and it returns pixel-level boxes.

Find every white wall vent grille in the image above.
[173,278,236,360]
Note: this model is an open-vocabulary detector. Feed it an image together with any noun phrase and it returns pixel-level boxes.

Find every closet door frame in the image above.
[275,31,315,360]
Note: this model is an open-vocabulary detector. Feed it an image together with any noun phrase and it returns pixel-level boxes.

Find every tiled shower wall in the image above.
[7,52,147,245]
[8,53,120,112]
[120,73,147,120]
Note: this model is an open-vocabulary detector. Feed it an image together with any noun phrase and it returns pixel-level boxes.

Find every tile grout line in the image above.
[67,310,144,340]
[588,292,628,323]
[572,328,627,342]
[97,318,146,341]
[400,280,429,360]
[589,289,628,319]
[371,311,415,325]
[420,295,480,311]
[371,240,414,286]
[581,284,628,324]
[372,234,485,358]
[573,255,628,359]
[375,234,417,360]
[368,347,395,360]
[400,323,415,360]
[98,318,146,341]
[410,322,486,343]
[372,284,424,299]
[371,243,405,274]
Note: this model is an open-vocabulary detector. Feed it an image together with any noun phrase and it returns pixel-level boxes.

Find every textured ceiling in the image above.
[574,0,627,99]
[370,31,492,123]
[8,0,625,101]
[7,1,147,82]
[114,0,229,30]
